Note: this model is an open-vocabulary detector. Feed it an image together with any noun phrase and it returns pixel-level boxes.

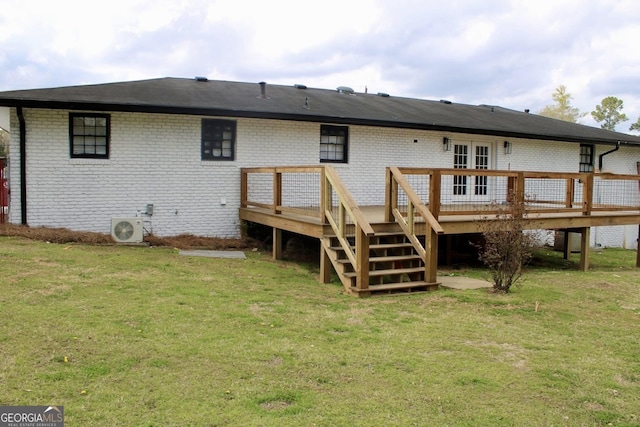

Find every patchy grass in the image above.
[1,231,640,426]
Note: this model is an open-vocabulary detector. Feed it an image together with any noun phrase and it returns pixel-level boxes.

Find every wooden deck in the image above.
[241,204,640,236]
[240,166,640,296]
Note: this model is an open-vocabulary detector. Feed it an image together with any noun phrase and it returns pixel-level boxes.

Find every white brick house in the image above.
[1,78,639,247]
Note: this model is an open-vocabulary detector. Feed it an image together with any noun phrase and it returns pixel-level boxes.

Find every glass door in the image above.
[452,142,492,202]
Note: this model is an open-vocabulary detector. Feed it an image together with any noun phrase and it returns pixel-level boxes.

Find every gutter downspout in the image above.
[598,140,621,172]
[17,106,27,225]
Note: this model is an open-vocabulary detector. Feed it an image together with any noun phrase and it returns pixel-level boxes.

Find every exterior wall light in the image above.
[504,140,512,154]
[443,137,451,152]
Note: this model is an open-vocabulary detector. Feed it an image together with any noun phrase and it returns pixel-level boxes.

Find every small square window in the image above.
[202,119,236,161]
[320,125,348,163]
[69,113,110,159]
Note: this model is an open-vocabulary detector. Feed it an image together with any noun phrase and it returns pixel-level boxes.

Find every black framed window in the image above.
[70,113,110,158]
[453,144,468,195]
[579,144,594,172]
[474,145,489,195]
[202,119,236,161]
[320,125,348,163]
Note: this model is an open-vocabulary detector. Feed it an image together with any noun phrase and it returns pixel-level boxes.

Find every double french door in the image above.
[452,143,492,200]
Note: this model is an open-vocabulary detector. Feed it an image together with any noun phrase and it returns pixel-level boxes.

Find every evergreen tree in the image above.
[538,85,585,122]
[591,96,628,131]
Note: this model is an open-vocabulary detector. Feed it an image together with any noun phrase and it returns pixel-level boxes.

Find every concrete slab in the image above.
[179,250,246,259]
[437,275,492,290]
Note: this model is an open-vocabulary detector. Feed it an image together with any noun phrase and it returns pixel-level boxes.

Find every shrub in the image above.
[474,199,541,293]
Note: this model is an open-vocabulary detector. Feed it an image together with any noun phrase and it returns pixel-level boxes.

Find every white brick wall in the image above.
[7,107,640,246]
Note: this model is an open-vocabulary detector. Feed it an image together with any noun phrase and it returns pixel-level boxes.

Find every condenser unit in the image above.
[111,217,144,243]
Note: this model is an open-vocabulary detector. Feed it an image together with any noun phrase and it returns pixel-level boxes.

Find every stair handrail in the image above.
[324,166,375,290]
[387,167,444,260]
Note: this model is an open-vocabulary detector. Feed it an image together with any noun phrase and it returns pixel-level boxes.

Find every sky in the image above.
[1,0,639,132]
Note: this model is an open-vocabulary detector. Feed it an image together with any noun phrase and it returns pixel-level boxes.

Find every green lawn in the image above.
[1,237,639,426]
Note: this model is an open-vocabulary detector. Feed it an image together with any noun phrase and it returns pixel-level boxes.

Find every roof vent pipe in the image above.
[259,81,267,99]
[598,140,621,172]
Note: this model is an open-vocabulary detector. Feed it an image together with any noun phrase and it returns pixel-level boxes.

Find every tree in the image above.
[538,85,585,122]
[591,96,628,131]
[630,116,640,132]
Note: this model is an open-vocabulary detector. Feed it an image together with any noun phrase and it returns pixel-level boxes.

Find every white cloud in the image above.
[203,0,382,59]
[0,0,639,132]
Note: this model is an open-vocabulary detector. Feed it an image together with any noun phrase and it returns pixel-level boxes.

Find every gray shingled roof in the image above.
[1,77,639,146]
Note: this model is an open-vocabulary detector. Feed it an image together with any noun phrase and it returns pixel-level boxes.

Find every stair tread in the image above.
[329,243,413,252]
[370,242,413,249]
[325,231,406,237]
[351,281,439,292]
[371,255,422,262]
[336,254,421,264]
[344,266,425,278]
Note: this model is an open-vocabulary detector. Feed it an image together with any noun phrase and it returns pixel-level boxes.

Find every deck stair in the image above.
[321,229,439,296]
[242,165,640,297]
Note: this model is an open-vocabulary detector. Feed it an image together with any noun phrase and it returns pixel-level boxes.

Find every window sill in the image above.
[200,160,236,165]
[69,158,110,166]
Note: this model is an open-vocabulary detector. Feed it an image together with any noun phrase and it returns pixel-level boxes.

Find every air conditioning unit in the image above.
[111,217,144,243]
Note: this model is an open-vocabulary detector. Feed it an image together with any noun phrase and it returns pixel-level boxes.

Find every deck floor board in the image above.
[240,205,640,238]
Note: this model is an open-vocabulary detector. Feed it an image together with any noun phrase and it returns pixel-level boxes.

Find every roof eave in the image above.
[2,99,637,147]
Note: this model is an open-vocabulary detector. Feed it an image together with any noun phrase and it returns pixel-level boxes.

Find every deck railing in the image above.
[241,166,325,218]
[241,165,375,290]
[386,167,444,283]
[324,166,375,290]
[388,168,640,217]
[592,173,640,212]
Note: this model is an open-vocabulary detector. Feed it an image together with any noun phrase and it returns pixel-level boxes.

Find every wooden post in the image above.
[407,201,414,234]
[429,171,441,219]
[562,229,570,260]
[385,167,397,222]
[565,178,575,208]
[320,167,326,223]
[425,227,439,283]
[507,176,515,202]
[579,227,590,271]
[240,169,248,208]
[636,224,640,268]
[583,173,594,215]
[516,172,525,206]
[355,226,370,292]
[338,203,346,238]
[273,169,282,214]
[273,228,282,260]
[320,246,332,283]
[323,174,333,224]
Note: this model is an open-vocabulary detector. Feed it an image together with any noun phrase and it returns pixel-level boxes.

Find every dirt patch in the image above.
[265,357,283,367]
[0,224,113,245]
[0,224,259,250]
[147,234,251,250]
[595,281,615,288]
[583,401,605,411]
[260,400,293,411]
